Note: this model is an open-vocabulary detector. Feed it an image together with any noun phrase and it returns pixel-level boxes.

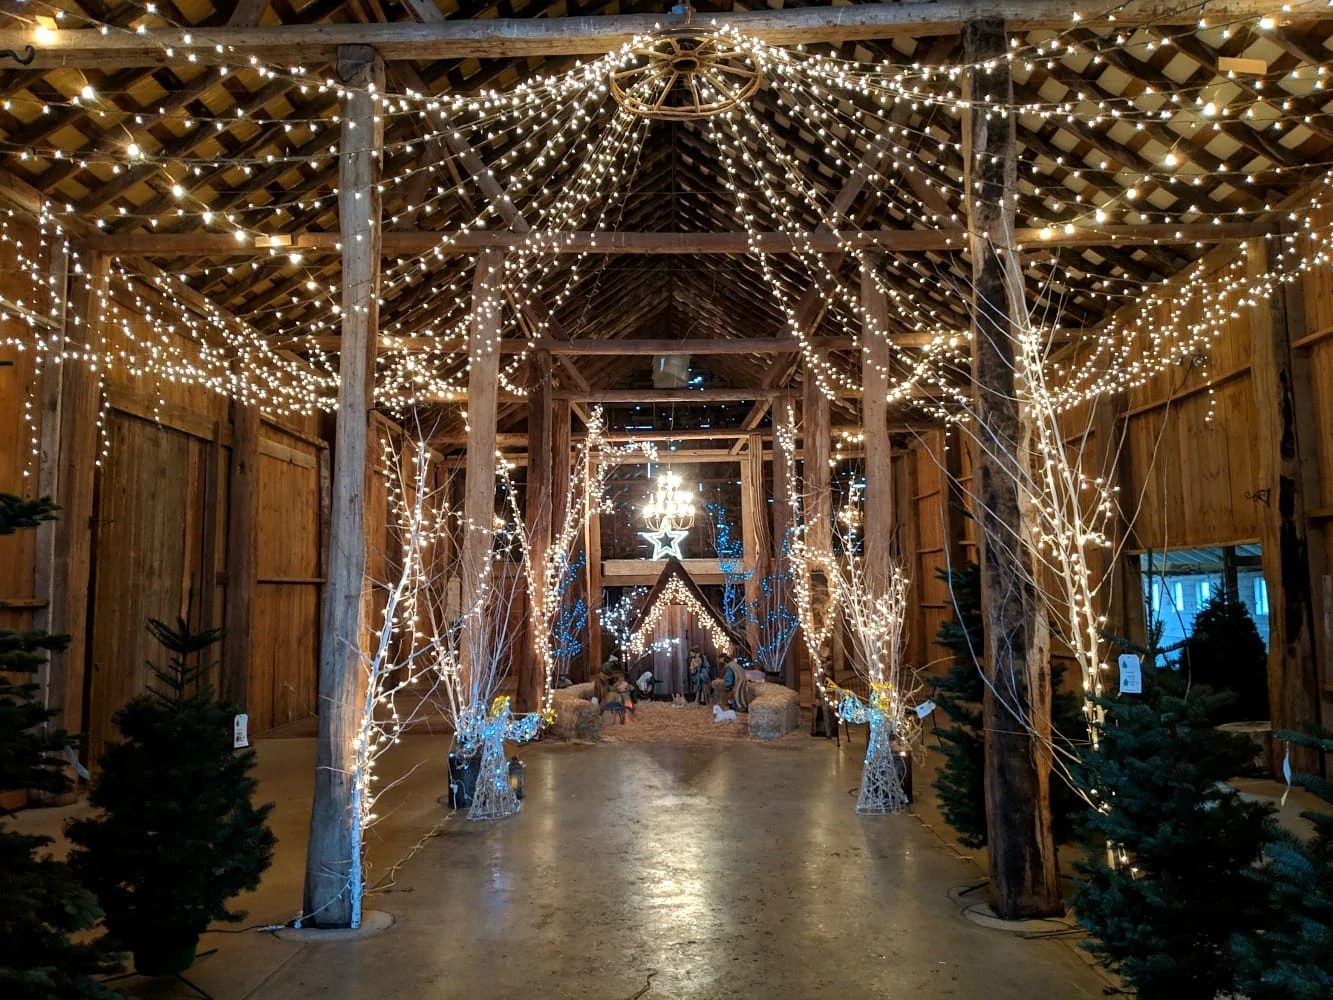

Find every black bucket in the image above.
[447,750,481,810]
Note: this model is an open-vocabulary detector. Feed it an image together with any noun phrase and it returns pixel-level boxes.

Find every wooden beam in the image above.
[275,334,883,355]
[1250,236,1324,774]
[5,4,1301,68]
[304,44,384,932]
[963,18,1062,921]
[221,400,260,710]
[861,255,895,589]
[78,224,1272,257]
[227,0,270,27]
[551,387,860,404]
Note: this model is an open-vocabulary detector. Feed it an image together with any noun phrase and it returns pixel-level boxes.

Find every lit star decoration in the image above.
[640,524,690,561]
[639,469,696,560]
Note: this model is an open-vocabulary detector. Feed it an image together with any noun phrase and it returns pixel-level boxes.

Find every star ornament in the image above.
[640,525,689,560]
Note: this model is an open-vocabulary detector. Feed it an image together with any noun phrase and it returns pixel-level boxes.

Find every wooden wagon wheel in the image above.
[610,27,763,121]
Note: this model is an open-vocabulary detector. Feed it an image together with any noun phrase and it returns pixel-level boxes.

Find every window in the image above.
[1140,545,1269,652]
[1253,577,1269,616]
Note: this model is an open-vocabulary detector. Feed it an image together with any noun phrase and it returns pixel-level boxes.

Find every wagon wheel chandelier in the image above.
[610,22,763,121]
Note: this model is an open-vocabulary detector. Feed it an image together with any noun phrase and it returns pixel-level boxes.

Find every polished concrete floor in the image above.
[17,735,1114,998]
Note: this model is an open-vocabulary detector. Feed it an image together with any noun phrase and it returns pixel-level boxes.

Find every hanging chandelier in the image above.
[639,470,695,560]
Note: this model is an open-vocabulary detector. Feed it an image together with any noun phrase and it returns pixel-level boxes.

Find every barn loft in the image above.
[1,1,1332,997]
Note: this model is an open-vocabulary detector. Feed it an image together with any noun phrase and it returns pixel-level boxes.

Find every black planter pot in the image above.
[448,750,481,809]
[132,936,199,977]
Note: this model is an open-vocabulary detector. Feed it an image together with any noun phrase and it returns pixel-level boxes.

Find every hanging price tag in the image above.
[233,713,250,749]
[915,699,937,719]
[1118,654,1142,694]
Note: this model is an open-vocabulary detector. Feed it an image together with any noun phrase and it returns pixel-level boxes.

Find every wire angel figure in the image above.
[827,680,908,815]
[466,696,550,822]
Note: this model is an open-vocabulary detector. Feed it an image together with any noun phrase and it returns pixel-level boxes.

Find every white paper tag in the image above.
[233,713,250,749]
[915,699,937,719]
[1281,742,1292,808]
[1118,654,1142,694]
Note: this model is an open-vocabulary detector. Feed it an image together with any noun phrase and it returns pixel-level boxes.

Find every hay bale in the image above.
[565,681,595,700]
[550,692,601,741]
[748,684,800,740]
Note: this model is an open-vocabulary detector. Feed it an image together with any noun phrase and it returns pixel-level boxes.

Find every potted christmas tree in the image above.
[0,494,120,998]
[1074,665,1273,1000]
[1233,723,1333,998]
[67,616,275,977]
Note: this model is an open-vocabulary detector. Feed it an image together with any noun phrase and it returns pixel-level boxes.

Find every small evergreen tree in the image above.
[1074,666,1273,1000]
[68,616,275,976]
[0,494,120,999]
[1232,723,1333,999]
[931,563,988,848]
[1182,585,1269,722]
[931,562,1085,847]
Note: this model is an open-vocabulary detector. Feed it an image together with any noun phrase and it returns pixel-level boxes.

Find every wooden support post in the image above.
[222,400,259,709]
[519,352,553,712]
[460,247,505,681]
[963,17,1062,920]
[740,433,766,656]
[1250,237,1324,773]
[771,394,800,691]
[802,358,832,552]
[304,44,383,930]
[861,253,895,588]
[33,238,68,731]
[585,442,604,674]
[1092,394,1147,649]
[803,354,838,692]
[550,399,575,678]
[40,251,106,743]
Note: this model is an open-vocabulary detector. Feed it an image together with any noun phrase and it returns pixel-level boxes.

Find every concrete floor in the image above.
[16,734,1117,999]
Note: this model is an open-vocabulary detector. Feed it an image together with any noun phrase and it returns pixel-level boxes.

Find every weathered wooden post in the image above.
[1250,236,1324,773]
[519,351,553,712]
[460,248,505,684]
[963,18,1062,920]
[303,45,383,929]
[861,253,895,588]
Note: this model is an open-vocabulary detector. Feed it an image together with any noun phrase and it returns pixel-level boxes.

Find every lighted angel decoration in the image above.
[826,680,909,815]
[465,696,550,822]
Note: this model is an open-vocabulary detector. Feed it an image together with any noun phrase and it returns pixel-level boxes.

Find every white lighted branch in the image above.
[500,406,656,715]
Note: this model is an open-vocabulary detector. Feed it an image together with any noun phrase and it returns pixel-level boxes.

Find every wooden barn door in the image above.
[86,412,215,761]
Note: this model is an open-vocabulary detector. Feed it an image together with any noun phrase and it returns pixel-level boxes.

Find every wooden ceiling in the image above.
[2,0,1331,441]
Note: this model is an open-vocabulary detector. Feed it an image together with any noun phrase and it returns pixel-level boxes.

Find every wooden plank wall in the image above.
[0,239,331,761]
[1296,206,1333,695]
[253,428,322,732]
[0,216,47,634]
[1117,245,1263,552]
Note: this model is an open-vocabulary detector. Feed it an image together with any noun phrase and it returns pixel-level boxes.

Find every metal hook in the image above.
[0,45,37,66]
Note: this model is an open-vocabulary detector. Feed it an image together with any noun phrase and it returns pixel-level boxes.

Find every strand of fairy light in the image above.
[269,66,643,394]
[7,7,1322,254]
[7,25,1333,418]
[499,408,656,715]
[21,0,1329,119]
[10,14,1322,250]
